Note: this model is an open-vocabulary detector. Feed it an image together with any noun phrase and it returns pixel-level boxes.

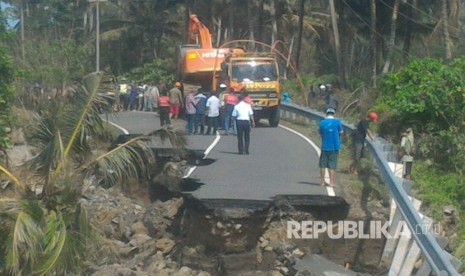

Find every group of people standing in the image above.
[184,84,255,154]
[117,81,163,112]
[319,107,414,187]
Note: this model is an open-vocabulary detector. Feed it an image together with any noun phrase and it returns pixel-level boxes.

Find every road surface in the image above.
[104,111,344,205]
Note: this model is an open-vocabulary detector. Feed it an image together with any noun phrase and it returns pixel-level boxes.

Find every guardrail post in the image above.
[388,198,422,275]
[399,215,433,275]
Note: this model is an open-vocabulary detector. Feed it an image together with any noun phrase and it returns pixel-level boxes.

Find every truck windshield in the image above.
[231,61,277,82]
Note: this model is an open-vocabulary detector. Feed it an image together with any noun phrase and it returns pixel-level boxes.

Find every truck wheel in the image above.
[269,108,280,127]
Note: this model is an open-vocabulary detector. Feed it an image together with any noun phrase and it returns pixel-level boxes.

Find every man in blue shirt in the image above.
[319,108,343,187]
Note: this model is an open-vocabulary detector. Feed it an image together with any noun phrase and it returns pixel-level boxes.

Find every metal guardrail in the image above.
[280,103,460,276]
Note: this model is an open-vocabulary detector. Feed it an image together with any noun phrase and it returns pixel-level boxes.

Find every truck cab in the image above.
[226,55,281,127]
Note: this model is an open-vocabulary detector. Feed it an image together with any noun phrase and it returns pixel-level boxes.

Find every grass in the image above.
[281,116,465,272]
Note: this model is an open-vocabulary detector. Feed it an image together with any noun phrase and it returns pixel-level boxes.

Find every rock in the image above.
[292,248,304,258]
[264,246,274,252]
[165,197,184,218]
[216,222,225,229]
[174,266,193,276]
[271,271,284,276]
[91,264,136,276]
[259,240,269,248]
[443,206,456,215]
[129,234,152,247]
[279,266,289,274]
[118,246,139,259]
[155,238,176,254]
[131,221,149,235]
[196,272,211,276]
[234,224,242,231]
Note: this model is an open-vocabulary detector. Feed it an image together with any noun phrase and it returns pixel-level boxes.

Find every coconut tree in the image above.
[0,72,186,274]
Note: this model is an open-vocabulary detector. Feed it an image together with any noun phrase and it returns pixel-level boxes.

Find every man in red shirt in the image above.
[168,82,183,120]
[223,88,238,135]
[158,91,171,126]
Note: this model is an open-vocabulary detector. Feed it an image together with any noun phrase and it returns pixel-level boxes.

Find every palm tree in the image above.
[0,72,186,274]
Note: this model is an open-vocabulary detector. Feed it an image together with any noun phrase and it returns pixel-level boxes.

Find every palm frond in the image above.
[33,212,66,276]
[6,211,42,275]
[0,165,23,191]
[89,127,186,187]
[63,72,105,159]
[92,137,156,187]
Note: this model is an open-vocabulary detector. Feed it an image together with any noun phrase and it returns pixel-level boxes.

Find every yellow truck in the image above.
[225,54,281,127]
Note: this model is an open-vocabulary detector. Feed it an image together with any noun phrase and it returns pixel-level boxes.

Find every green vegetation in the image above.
[1,0,465,273]
[376,57,465,266]
[0,72,185,274]
[0,13,14,152]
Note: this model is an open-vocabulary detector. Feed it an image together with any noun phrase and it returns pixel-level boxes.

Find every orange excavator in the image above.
[178,14,281,127]
[178,14,243,89]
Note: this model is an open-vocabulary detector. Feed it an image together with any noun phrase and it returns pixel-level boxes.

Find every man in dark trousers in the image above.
[232,93,255,154]
[348,112,378,175]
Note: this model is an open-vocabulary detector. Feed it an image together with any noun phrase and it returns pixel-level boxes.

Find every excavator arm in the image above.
[188,14,212,49]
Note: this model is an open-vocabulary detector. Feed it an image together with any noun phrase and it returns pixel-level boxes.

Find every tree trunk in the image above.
[184,3,190,44]
[295,0,305,70]
[403,0,415,60]
[382,0,399,74]
[371,0,377,87]
[20,1,25,61]
[329,0,345,87]
[228,0,234,40]
[247,0,255,46]
[257,0,265,44]
[442,0,452,60]
[270,0,278,45]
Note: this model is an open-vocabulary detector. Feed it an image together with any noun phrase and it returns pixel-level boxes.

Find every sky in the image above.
[1,2,19,28]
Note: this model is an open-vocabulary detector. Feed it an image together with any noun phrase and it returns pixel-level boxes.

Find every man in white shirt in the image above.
[232,93,255,154]
[206,92,221,135]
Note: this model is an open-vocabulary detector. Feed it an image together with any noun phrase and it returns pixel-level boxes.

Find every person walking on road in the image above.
[185,90,196,134]
[168,82,183,120]
[206,91,221,135]
[158,91,171,126]
[232,93,255,154]
[348,112,378,175]
[399,127,415,180]
[319,107,343,187]
[194,89,207,135]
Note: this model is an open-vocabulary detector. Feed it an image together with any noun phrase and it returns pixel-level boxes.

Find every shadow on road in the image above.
[218,151,243,155]
[181,178,204,192]
[298,181,323,187]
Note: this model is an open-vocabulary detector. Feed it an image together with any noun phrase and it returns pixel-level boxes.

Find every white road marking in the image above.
[279,124,335,197]
[183,131,221,178]
[105,114,220,179]
[106,120,129,135]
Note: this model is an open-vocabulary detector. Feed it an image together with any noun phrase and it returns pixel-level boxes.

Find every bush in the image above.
[377,58,465,172]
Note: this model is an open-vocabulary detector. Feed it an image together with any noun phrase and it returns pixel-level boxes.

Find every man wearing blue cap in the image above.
[319,107,344,187]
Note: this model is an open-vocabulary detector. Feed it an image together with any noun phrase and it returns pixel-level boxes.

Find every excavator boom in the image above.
[188,14,212,49]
